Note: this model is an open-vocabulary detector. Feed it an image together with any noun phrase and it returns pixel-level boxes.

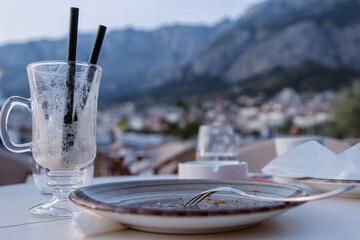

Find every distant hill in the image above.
[145,0,360,102]
[0,20,233,103]
[229,63,360,98]
[188,0,360,82]
[2,0,360,105]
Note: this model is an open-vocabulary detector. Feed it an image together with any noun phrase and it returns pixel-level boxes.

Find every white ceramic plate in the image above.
[294,178,360,197]
[70,179,307,234]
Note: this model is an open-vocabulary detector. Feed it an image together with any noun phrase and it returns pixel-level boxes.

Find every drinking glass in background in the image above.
[275,136,324,156]
[33,161,94,196]
[196,124,239,161]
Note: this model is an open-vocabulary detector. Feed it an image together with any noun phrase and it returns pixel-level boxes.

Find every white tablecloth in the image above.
[0,175,359,240]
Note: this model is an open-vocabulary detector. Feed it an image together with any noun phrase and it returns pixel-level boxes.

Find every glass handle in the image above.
[0,96,32,153]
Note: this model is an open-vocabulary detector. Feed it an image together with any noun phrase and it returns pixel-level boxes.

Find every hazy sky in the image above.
[0,0,264,46]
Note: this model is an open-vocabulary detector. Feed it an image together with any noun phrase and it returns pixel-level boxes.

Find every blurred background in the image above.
[1,0,360,180]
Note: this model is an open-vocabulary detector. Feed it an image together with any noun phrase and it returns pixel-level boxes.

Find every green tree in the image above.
[176,97,188,112]
[278,117,293,134]
[117,118,128,132]
[330,80,360,137]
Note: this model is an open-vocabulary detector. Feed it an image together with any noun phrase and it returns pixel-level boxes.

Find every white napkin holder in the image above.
[262,141,360,180]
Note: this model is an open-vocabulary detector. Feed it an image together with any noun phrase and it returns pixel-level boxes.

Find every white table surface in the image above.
[0,175,359,240]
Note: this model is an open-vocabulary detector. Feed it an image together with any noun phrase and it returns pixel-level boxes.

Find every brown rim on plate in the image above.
[69,179,307,217]
[295,177,360,184]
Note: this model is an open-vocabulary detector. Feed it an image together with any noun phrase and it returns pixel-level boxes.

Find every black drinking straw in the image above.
[74,25,106,121]
[89,25,107,65]
[63,7,79,152]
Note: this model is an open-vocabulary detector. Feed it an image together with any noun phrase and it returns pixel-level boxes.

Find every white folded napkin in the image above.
[72,210,127,236]
[262,141,360,180]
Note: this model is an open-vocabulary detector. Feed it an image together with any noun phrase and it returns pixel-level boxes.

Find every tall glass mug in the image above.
[0,61,102,217]
[196,124,239,161]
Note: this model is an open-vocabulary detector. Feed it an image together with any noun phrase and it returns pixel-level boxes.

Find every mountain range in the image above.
[1,0,360,105]
[0,20,233,104]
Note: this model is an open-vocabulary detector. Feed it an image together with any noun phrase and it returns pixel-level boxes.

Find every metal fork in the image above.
[183,185,356,207]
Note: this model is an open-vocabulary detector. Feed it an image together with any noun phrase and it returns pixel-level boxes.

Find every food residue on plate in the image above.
[214,199,226,205]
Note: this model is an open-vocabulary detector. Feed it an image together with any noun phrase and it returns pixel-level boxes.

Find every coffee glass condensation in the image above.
[0,61,102,217]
